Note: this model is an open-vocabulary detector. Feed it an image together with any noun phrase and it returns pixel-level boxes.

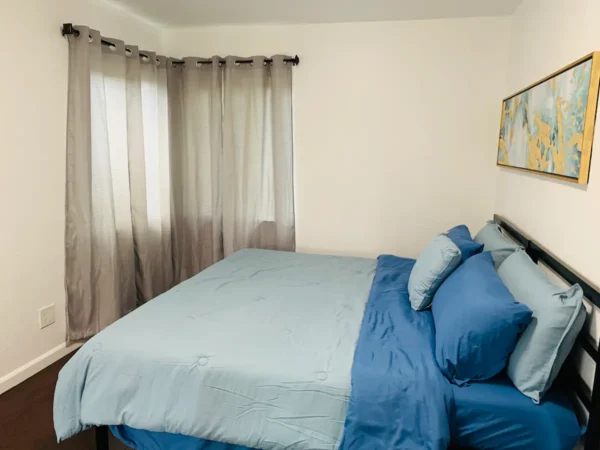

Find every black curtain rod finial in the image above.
[62,23,77,36]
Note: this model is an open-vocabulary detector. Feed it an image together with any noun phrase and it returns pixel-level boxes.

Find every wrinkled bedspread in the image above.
[55,251,452,450]
[55,250,376,449]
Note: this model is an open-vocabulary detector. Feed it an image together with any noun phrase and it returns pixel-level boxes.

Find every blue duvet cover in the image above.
[339,255,452,449]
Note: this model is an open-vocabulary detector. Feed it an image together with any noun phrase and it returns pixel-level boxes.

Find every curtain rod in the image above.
[61,23,300,66]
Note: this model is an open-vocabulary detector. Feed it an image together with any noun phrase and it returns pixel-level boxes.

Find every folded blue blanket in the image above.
[340,255,452,450]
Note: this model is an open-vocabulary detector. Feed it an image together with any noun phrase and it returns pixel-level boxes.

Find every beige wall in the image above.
[0,0,161,390]
[495,0,600,287]
[8,0,597,400]
[164,18,511,258]
[0,9,513,389]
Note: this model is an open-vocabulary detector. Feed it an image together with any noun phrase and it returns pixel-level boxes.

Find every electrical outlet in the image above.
[39,304,55,329]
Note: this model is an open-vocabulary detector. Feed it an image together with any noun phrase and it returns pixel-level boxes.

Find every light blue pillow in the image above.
[432,252,532,386]
[447,225,484,263]
[498,250,586,403]
[474,221,522,268]
[408,234,461,311]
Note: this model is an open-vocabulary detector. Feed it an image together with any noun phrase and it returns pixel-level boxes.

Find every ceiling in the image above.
[106,0,523,27]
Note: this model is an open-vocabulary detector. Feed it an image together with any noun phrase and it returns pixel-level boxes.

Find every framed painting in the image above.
[497,52,600,184]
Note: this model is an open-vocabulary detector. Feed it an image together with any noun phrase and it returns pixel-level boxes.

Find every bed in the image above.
[54,216,600,450]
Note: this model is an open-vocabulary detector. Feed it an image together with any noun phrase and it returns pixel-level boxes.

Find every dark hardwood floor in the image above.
[0,353,128,450]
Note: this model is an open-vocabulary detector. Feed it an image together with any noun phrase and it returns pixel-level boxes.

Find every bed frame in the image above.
[94,215,600,450]
[495,214,600,450]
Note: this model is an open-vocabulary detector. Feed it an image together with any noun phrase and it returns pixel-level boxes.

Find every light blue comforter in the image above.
[54,250,377,449]
[55,250,454,450]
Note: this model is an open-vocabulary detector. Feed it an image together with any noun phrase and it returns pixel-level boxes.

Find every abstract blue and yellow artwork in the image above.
[498,53,600,184]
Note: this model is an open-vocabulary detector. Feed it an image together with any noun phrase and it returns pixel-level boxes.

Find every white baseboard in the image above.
[0,342,82,395]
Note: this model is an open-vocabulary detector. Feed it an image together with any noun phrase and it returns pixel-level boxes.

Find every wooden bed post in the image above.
[95,425,109,450]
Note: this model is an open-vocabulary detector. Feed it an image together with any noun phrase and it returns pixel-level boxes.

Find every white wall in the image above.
[0,0,161,390]
[496,0,600,288]
[164,18,511,258]
[0,10,512,390]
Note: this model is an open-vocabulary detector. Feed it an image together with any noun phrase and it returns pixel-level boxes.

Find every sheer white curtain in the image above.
[65,27,172,340]
[65,27,295,339]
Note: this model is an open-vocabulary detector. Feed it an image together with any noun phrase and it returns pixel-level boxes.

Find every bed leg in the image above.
[95,425,109,450]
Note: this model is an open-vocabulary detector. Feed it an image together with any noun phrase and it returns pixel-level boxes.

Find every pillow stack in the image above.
[408,221,586,403]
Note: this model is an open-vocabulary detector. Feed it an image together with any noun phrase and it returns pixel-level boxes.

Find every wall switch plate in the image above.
[39,304,55,329]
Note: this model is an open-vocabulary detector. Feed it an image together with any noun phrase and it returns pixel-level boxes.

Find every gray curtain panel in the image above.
[65,27,173,340]
[167,57,224,282]
[65,28,295,339]
[222,56,296,256]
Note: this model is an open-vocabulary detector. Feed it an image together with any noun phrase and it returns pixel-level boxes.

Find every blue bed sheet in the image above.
[111,425,248,450]
[451,374,583,450]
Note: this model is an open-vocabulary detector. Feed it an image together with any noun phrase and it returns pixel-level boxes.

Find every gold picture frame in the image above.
[497,52,600,184]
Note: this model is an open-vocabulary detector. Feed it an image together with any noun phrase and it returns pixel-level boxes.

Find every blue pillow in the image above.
[447,225,483,263]
[432,252,532,386]
[499,250,586,403]
[408,234,461,311]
